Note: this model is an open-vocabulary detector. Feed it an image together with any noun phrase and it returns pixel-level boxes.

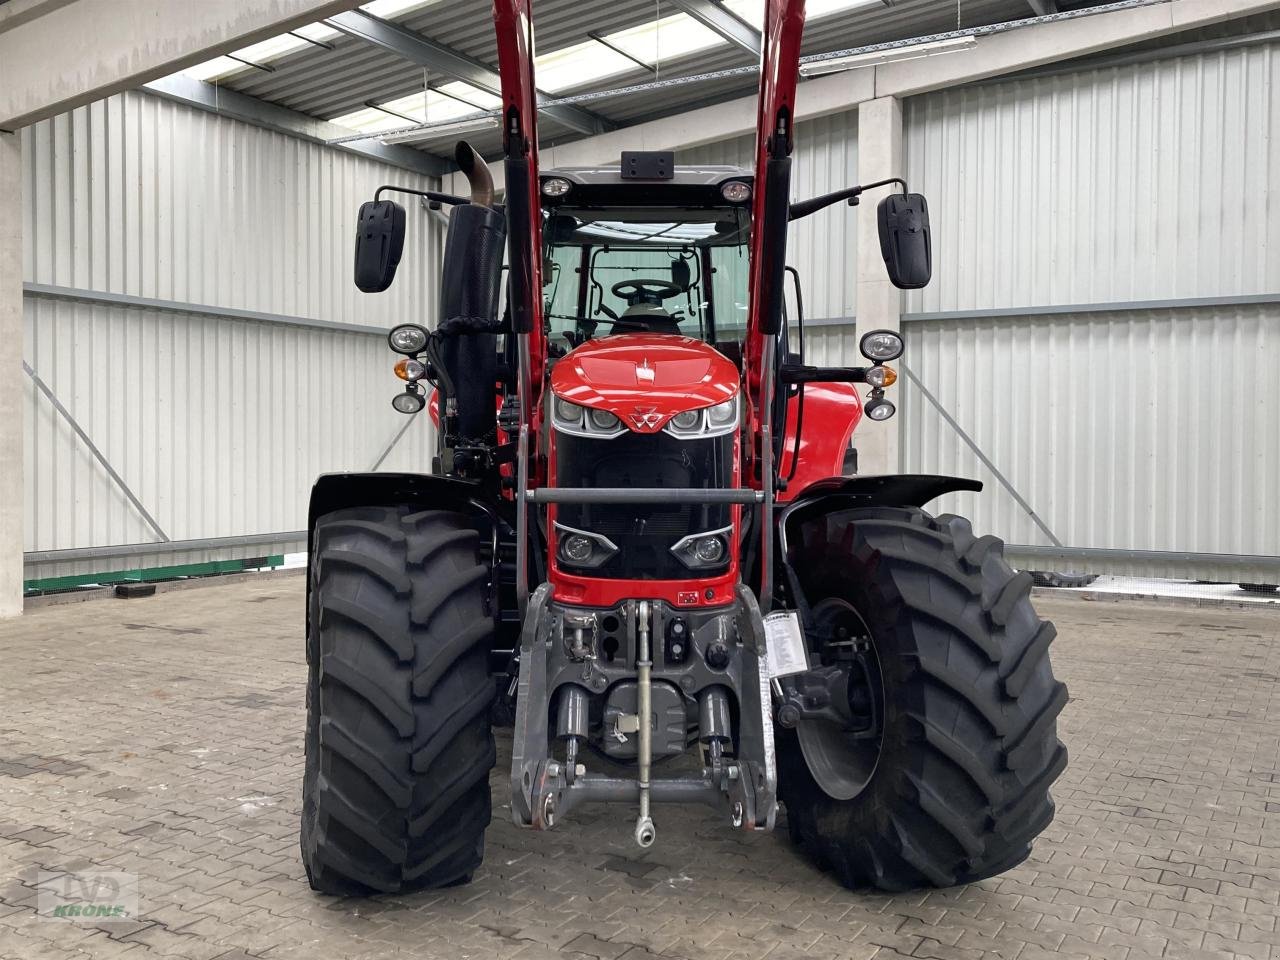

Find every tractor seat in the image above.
[607,303,682,336]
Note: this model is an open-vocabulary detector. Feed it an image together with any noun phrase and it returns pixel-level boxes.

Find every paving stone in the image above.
[0,582,1277,959]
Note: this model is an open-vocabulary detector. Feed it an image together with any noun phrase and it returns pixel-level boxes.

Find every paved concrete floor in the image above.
[0,578,1277,960]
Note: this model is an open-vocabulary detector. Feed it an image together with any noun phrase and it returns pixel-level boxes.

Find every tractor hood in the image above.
[550,334,740,434]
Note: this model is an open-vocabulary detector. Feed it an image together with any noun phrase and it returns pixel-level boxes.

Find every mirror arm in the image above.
[788,177,907,222]
[374,184,472,207]
[780,363,870,385]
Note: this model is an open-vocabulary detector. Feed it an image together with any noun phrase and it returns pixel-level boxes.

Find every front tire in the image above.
[779,506,1068,890]
[301,506,496,895]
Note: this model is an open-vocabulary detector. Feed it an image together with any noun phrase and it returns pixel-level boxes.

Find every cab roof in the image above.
[542,165,753,187]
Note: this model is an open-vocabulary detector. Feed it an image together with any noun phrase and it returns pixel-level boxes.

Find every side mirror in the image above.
[877,193,931,290]
[354,199,406,293]
[671,258,691,290]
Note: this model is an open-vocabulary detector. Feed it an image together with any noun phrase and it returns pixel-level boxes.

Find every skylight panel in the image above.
[330,85,500,136]
[293,22,342,43]
[723,0,882,27]
[436,81,503,111]
[176,19,341,84]
[231,33,314,66]
[359,0,444,19]
[806,0,884,17]
[602,13,725,66]
[181,56,246,82]
[534,39,638,93]
[334,107,422,133]
[721,0,763,30]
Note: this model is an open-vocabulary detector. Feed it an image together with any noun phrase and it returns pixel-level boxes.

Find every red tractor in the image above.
[301,0,1067,895]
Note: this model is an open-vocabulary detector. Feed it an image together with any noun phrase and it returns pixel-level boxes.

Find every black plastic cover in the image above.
[439,203,507,444]
[620,151,675,180]
[440,203,506,329]
[504,157,537,334]
[353,199,406,293]
[758,157,792,335]
[877,192,932,290]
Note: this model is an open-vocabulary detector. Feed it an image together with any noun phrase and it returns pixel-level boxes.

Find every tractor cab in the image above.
[540,164,753,356]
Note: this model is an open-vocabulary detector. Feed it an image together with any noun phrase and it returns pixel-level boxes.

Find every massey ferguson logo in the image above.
[629,406,664,430]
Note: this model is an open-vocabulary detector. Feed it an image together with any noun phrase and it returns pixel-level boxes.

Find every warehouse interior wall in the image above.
[20,91,441,585]
[12,8,1280,600]
[902,35,1280,576]
[682,28,1280,580]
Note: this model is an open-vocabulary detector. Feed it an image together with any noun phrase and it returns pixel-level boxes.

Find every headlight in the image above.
[670,527,732,570]
[388,323,428,355]
[555,523,618,569]
[707,397,738,427]
[588,408,620,432]
[859,328,904,363]
[561,534,594,563]
[555,397,582,423]
[693,536,725,563]
[551,396,626,438]
[663,393,739,439]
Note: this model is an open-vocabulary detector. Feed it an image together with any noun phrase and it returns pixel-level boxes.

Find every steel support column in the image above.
[0,132,22,616]
[854,96,903,475]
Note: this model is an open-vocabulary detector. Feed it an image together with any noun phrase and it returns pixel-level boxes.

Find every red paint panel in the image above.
[775,383,863,502]
[549,334,741,432]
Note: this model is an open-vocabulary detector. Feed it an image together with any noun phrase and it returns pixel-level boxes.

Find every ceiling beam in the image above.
[473,0,1280,194]
[671,0,762,57]
[143,74,450,178]
[0,0,364,131]
[325,9,614,136]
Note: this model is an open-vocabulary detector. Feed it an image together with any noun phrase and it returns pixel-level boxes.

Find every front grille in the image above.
[555,429,734,580]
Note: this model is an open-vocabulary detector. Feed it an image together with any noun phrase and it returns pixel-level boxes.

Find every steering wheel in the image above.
[612,279,684,307]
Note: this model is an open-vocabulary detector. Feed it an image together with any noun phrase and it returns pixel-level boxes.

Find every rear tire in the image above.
[301,506,496,895]
[779,506,1068,891]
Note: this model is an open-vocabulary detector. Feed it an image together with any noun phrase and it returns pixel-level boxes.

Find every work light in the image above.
[388,324,429,355]
[859,329,904,363]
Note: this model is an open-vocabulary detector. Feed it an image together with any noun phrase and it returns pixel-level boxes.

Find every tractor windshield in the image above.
[543,206,751,351]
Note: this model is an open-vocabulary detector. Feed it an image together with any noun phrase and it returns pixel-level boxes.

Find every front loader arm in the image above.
[745,0,806,606]
[493,0,546,375]
[493,0,548,613]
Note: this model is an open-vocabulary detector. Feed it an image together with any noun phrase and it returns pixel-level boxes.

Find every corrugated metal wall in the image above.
[900,41,1280,576]
[902,303,1280,576]
[902,42,1280,313]
[683,38,1280,577]
[21,37,1280,584]
[22,91,441,582]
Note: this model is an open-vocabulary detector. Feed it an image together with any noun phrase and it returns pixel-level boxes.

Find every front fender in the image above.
[305,472,509,648]
[777,474,982,557]
[308,472,496,541]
